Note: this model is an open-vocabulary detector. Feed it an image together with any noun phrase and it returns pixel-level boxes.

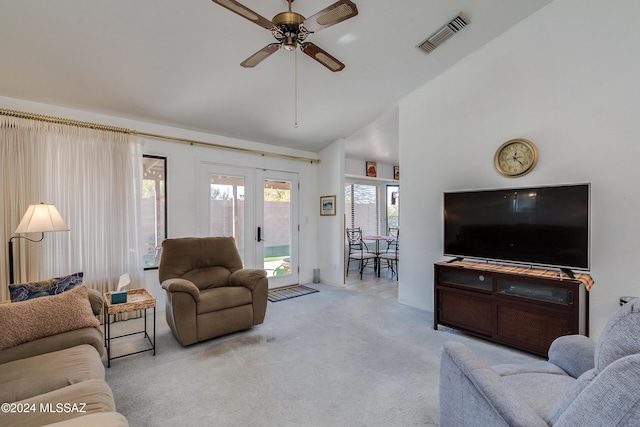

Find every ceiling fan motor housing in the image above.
[272,11,305,26]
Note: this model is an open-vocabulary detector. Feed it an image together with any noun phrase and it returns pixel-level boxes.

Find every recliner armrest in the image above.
[229,269,267,290]
[548,334,596,378]
[161,278,200,302]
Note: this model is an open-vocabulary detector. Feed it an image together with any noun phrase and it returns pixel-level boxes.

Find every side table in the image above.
[103,288,156,367]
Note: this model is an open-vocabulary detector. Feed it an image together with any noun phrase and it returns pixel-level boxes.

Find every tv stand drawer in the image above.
[496,278,573,305]
[439,269,492,292]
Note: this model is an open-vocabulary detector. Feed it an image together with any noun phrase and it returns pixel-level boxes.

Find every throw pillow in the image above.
[0,285,101,351]
[9,272,84,302]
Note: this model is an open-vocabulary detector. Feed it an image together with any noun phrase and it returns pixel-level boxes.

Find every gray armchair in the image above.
[440,298,640,426]
[159,237,268,346]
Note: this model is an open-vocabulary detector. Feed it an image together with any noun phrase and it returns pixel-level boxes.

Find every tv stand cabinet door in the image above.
[493,301,577,357]
[436,289,492,337]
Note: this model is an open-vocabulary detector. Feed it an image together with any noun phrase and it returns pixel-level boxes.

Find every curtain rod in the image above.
[0,108,132,133]
[0,108,320,164]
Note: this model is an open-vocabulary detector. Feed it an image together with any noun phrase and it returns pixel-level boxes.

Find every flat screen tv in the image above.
[444,184,590,271]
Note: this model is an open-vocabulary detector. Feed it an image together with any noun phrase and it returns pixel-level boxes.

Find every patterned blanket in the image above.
[438,260,595,291]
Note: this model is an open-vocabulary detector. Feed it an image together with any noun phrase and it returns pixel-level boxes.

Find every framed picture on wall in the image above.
[366,161,377,177]
[394,166,399,180]
[320,195,336,216]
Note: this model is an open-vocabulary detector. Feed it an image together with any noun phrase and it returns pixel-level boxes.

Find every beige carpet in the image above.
[105,283,540,426]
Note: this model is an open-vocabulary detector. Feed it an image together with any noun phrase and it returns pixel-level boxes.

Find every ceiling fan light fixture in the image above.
[284,35,298,51]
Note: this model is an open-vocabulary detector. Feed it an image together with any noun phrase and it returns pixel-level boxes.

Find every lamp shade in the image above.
[14,203,69,234]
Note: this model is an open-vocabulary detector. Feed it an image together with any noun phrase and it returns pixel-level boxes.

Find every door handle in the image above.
[257,226,262,242]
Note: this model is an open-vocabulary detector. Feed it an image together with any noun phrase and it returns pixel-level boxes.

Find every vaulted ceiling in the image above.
[0,0,553,165]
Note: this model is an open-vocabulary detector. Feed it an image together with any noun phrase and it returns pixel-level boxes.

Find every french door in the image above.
[256,169,299,288]
[199,163,299,288]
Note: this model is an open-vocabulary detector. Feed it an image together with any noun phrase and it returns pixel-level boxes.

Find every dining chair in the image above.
[379,229,399,281]
[387,227,399,252]
[346,227,377,279]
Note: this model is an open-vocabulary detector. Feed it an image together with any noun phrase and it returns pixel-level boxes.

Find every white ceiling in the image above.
[0,0,553,165]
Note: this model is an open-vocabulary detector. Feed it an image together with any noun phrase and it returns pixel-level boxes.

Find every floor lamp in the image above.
[7,203,69,285]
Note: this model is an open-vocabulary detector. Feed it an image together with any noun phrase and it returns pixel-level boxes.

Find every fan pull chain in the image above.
[294,48,299,128]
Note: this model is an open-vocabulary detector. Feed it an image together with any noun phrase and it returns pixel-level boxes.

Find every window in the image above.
[142,155,167,269]
[386,185,399,232]
[345,183,379,236]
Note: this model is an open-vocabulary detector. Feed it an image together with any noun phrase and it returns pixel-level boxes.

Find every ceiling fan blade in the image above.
[300,42,345,72]
[302,0,358,33]
[211,0,275,30]
[240,43,281,68]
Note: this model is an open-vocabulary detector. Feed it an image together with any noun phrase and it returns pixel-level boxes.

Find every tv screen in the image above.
[444,184,590,270]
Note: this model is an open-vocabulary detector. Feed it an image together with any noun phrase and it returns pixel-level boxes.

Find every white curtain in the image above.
[0,115,143,301]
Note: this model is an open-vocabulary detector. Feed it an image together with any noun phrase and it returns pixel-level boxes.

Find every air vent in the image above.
[417,14,468,54]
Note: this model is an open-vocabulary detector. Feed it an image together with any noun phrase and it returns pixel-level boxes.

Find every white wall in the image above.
[0,95,320,310]
[398,0,640,338]
[317,140,346,285]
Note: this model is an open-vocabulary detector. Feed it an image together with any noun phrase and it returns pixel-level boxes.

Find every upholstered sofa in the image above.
[159,236,268,346]
[0,285,128,426]
[439,297,640,426]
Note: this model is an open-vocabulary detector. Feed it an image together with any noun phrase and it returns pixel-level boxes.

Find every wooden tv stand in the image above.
[434,260,592,357]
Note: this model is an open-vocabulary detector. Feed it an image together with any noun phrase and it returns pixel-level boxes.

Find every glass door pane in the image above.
[198,163,255,267]
[142,155,166,269]
[209,174,246,262]
[386,184,399,232]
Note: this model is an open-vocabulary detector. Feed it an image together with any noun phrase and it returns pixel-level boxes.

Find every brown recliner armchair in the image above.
[158,237,268,346]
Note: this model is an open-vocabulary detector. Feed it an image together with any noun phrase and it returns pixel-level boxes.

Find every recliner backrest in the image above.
[549,299,640,425]
[159,237,244,290]
[595,298,640,373]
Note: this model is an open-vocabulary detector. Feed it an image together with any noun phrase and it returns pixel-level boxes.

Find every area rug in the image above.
[268,285,319,302]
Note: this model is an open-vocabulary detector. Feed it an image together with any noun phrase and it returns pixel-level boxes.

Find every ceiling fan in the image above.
[211,0,358,72]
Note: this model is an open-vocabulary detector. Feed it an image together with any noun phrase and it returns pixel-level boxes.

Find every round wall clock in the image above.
[494,138,538,177]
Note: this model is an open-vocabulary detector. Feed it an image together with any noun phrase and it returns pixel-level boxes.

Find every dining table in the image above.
[363,234,396,277]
